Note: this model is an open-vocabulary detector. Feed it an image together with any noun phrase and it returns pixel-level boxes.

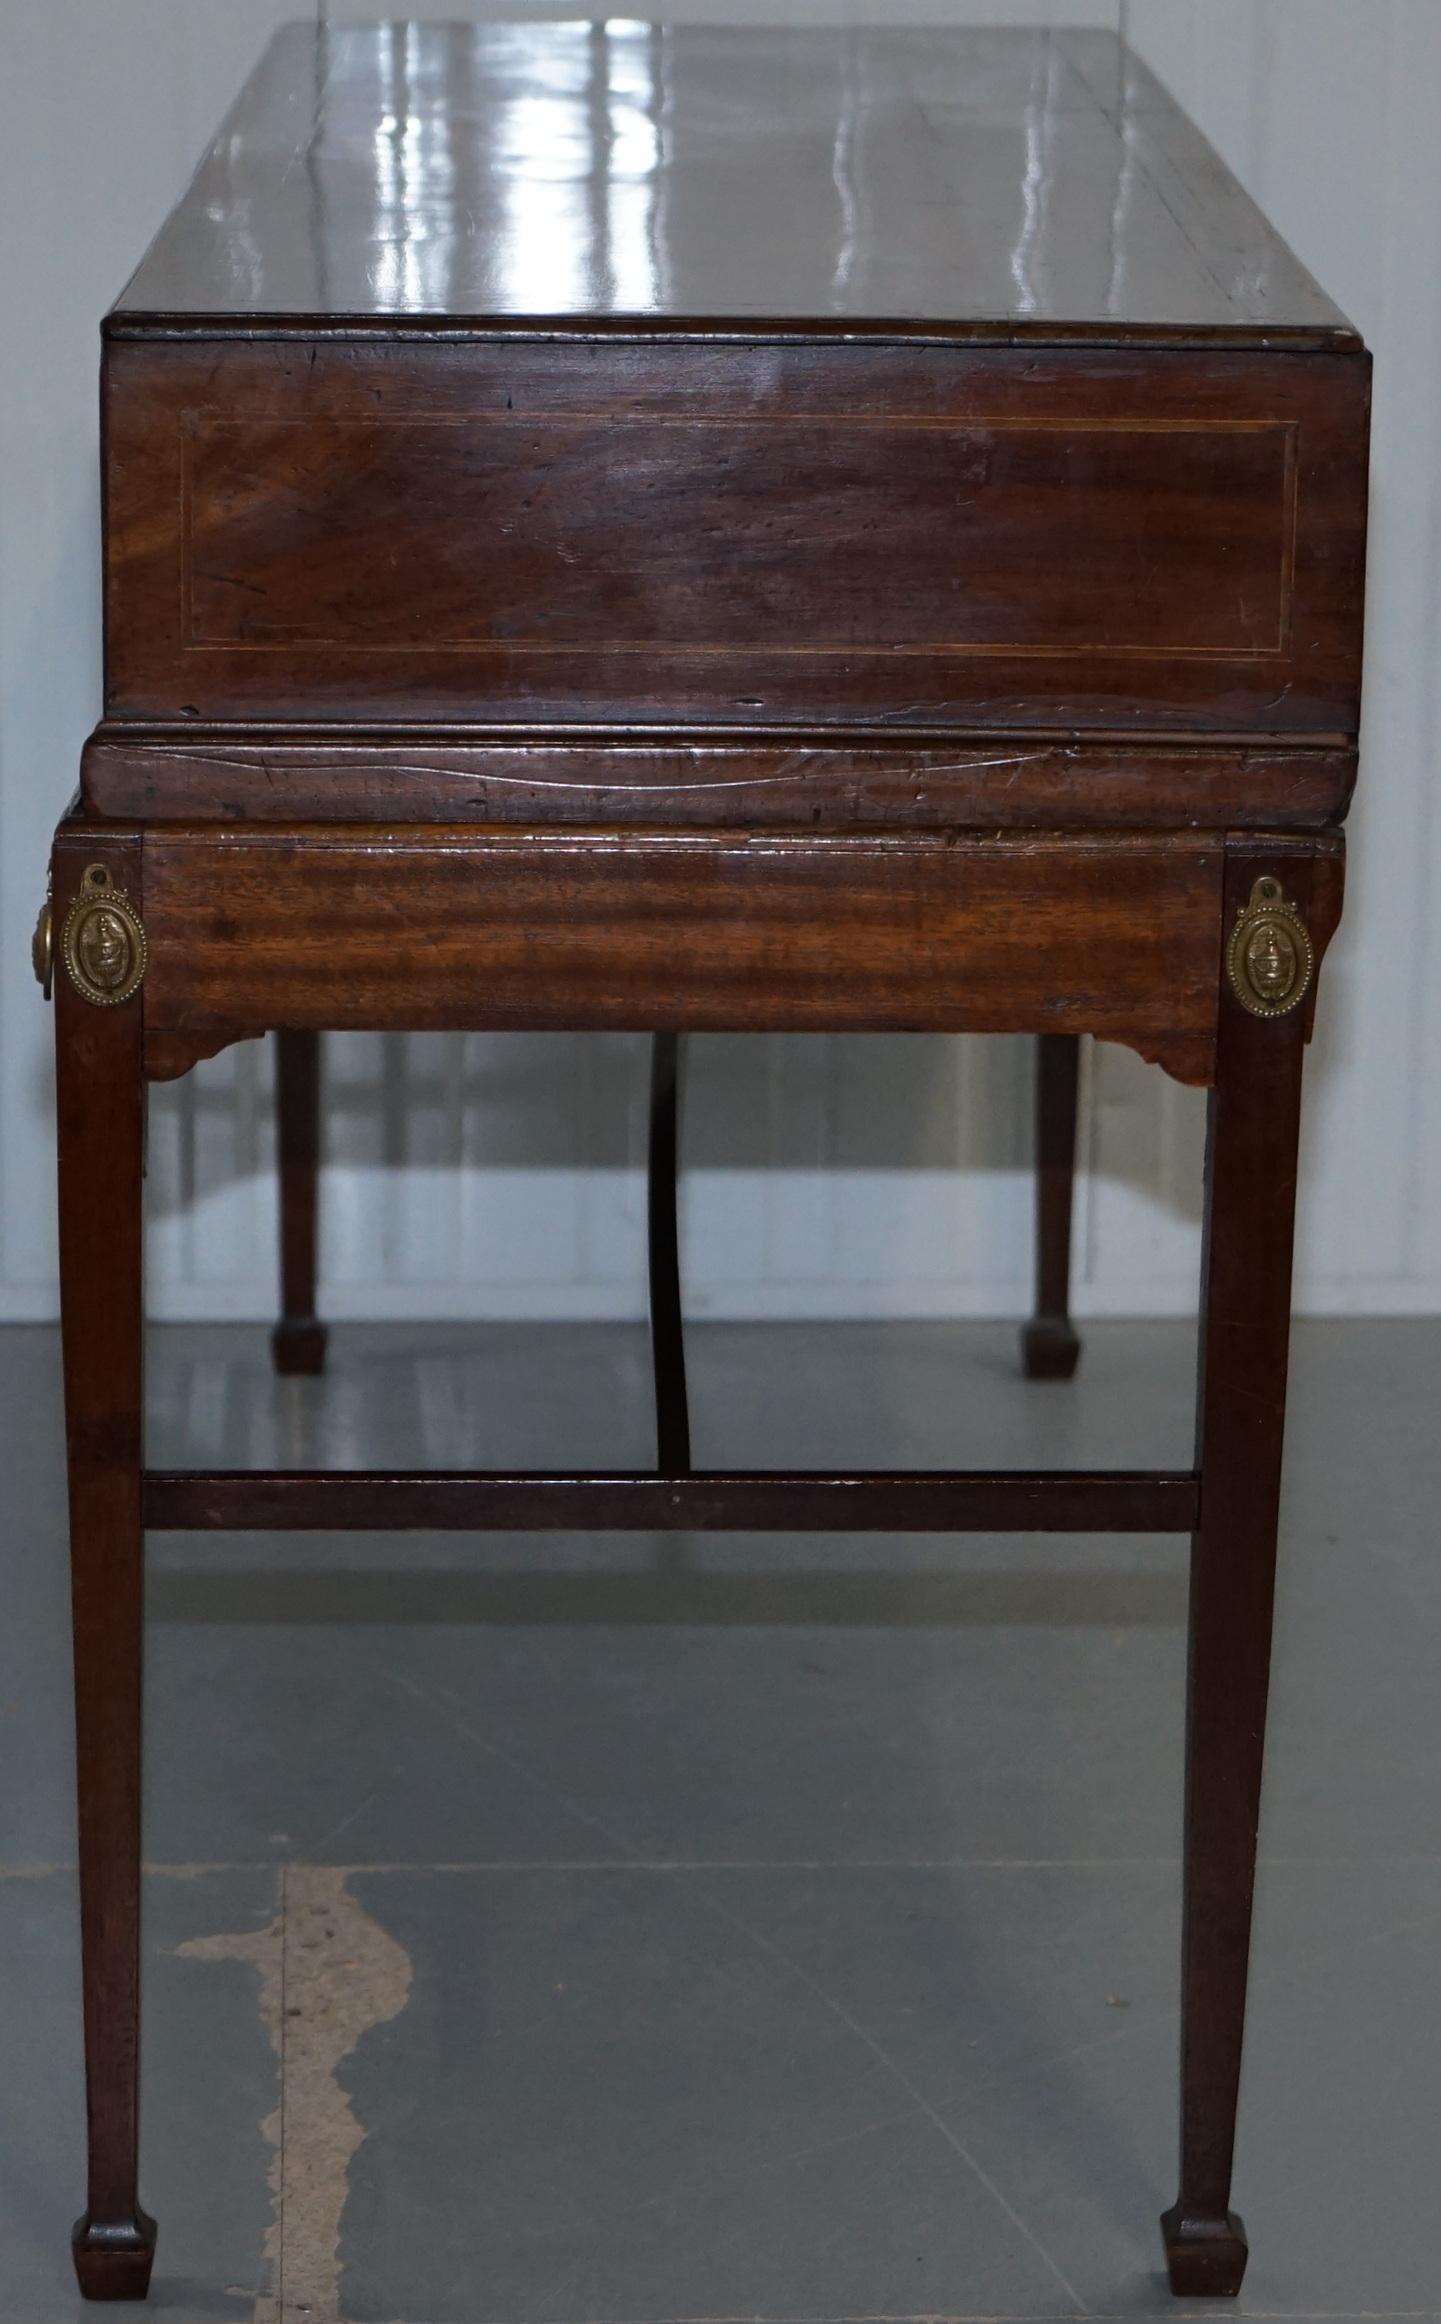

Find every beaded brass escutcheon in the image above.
[1225,875,1314,1020]
[60,864,148,1008]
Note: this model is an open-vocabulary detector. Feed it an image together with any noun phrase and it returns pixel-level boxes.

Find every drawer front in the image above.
[84,729,1355,832]
[140,828,1227,1085]
[106,339,1368,734]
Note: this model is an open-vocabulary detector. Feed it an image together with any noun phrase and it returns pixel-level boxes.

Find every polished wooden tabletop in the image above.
[114,20,1353,343]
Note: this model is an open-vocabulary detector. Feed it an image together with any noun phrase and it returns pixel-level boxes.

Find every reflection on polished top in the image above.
[113,20,1352,339]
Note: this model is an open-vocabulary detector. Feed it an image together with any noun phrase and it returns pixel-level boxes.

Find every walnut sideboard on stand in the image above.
[39,22,1369,2306]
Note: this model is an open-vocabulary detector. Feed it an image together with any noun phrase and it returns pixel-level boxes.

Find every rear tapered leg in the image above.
[1162,856,1312,2299]
[55,841,157,2299]
[1021,1032,1082,1379]
[272,1029,327,1377]
[647,1033,691,1474]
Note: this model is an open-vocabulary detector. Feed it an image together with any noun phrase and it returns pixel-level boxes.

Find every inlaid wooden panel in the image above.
[104,339,1369,733]
[181,410,1290,655]
[139,827,1227,1085]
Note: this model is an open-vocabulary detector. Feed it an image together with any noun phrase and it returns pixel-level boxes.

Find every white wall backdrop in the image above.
[1,0,1437,1324]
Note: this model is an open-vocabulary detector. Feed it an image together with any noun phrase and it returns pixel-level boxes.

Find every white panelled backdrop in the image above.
[1,0,1437,1323]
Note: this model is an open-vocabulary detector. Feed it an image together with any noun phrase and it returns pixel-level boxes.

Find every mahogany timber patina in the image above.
[1022,1034,1083,1380]
[271,1030,326,1376]
[54,832,155,2300]
[50,19,1369,2307]
[136,827,1232,1082]
[646,1033,692,1477]
[82,729,1358,833]
[102,338,1366,735]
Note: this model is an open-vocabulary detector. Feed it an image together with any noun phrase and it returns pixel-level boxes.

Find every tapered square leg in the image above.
[647,1031,691,1474]
[1161,2203,1249,2299]
[1021,1033,1082,1379]
[54,835,157,2300]
[71,2216,158,2304]
[1163,849,1316,2301]
[272,1028,327,1376]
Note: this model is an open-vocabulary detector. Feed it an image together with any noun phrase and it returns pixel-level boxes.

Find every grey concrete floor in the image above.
[2,1316,1439,2324]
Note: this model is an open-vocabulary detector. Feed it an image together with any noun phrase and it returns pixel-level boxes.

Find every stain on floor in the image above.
[6,1318,1441,2322]
[182,1868,412,2323]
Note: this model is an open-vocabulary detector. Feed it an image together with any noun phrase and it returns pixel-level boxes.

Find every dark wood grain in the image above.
[272,1030,327,1377]
[1022,1034,1082,1380]
[1161,843,1328,2300]
[81,729,1358,835]
[111,24,1353,343]
[647,1034,691,1476]
[103,338,1369,734]
[53,829,157,2302]
[185,414,1292,663]
[137,827,1227,1086]
[142,1469,1200,1534]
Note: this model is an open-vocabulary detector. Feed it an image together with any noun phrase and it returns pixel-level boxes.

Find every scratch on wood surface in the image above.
[180,1866,412,2324]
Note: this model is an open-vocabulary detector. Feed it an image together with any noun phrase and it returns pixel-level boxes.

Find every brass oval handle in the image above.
[32,897,53,1000]
[60,864,148,1007]
[1226,875,1314,1019]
